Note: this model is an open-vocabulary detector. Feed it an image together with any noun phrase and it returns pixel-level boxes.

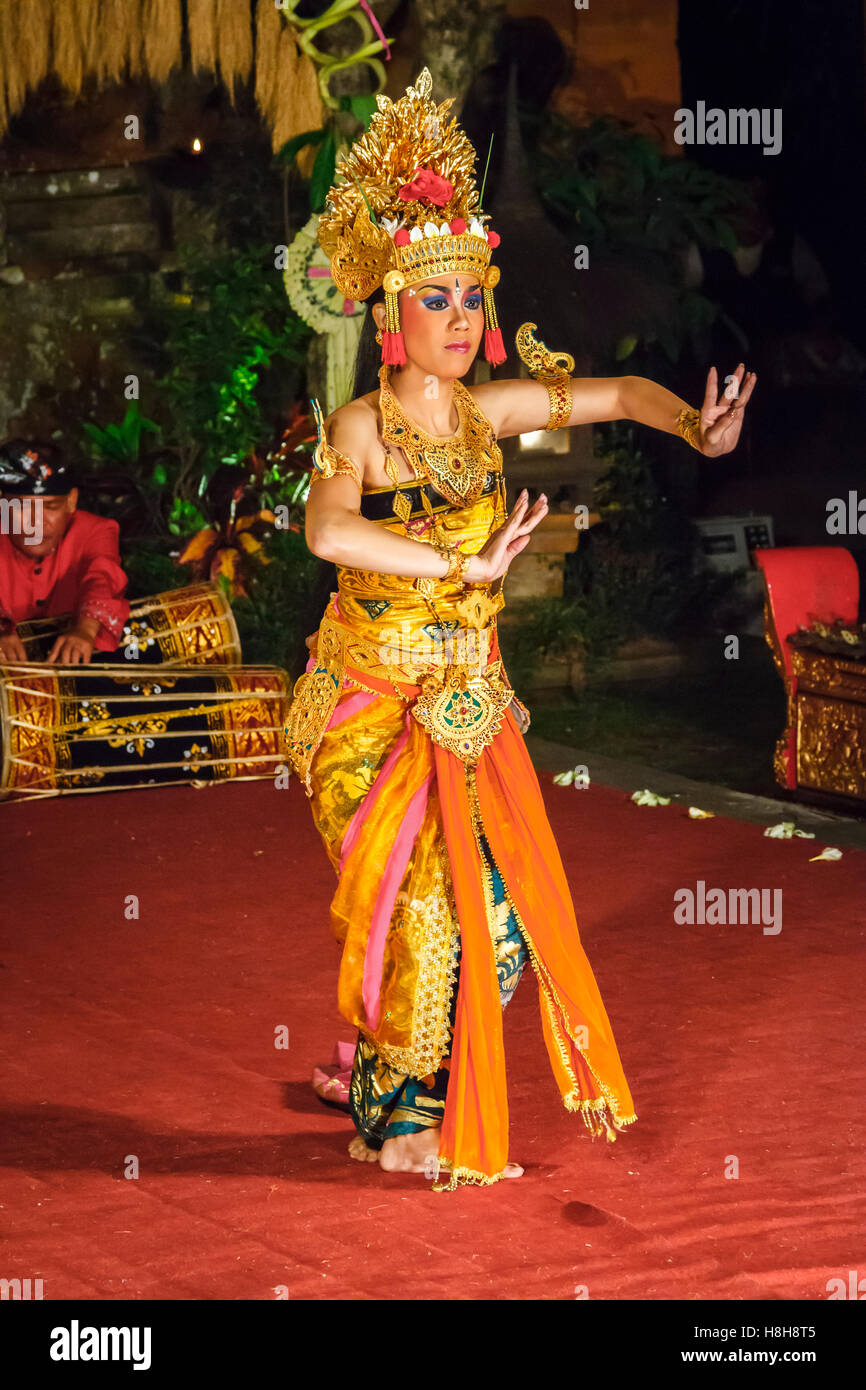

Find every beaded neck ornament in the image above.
[378,363,501,507]
[317,67,506,369]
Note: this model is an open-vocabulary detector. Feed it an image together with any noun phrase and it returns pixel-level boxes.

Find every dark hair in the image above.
[351,284,385,400]
[291,291,385,681]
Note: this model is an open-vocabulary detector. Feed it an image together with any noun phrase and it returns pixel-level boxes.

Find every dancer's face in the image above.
[376,272,484,378]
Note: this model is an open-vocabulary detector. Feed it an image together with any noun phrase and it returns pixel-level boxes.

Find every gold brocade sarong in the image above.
[284,456,637,1190]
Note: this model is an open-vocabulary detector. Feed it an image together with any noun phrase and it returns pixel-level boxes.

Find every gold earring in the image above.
[375,327,383,344]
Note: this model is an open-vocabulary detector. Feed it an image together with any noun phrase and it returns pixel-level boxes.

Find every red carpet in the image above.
[1,771,863,1300]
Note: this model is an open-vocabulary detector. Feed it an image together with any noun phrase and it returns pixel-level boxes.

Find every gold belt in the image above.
[284,611,513,793]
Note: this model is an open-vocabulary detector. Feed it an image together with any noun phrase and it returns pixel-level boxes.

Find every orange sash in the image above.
[336,651,637,1190]
[433,707,636,1187]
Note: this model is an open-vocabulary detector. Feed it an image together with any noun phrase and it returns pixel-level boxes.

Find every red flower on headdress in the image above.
[397,168,454,207]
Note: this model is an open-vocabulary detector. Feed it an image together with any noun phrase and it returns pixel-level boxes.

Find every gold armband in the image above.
[308,438,363,489]
[675,407,703,451]
[545,378,572,431]
[515,323,575,432]
[309,395,363,488]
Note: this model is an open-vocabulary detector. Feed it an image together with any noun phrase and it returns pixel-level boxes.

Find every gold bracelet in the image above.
[413,541,461,593]
[432,542,471,586]
[675,406,703,451]
[450,548,470,584]
[545,377,572,431]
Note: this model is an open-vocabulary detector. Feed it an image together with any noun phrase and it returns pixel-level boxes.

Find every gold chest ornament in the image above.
[378,364,501,508]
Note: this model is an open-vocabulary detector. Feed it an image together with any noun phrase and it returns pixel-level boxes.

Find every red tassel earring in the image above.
[381,270,407,365]
[482,263,506,367]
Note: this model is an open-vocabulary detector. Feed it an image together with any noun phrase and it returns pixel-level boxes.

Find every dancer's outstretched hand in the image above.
[695,363,757,457]
[471,489,548,584]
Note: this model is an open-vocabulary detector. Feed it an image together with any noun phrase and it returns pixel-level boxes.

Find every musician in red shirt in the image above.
[0,439,130,665]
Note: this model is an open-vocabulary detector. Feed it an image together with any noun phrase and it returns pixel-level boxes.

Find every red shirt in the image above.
[0,509,130,651]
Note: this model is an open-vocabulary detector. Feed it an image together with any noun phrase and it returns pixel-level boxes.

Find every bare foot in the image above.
[379,1127,440,1173]
[500,1162,524,1179]
[348,1135,379,1163]
[379,1128,523,1179]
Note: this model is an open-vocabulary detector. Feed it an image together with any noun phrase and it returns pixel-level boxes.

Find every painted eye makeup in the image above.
[420,291,483,310]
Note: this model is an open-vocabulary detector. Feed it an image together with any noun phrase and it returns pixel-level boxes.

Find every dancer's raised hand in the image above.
[470,490,548,584]
[694,364,757,456]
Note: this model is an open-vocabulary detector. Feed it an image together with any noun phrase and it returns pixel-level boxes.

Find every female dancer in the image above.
[284,69,755,1191]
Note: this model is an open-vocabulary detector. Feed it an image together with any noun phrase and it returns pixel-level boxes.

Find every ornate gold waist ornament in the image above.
[410,659,513,765]
[515,322,575,431]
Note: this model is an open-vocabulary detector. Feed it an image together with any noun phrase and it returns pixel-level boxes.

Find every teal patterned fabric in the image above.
[358,598,392,620]
[349,831,527,1148]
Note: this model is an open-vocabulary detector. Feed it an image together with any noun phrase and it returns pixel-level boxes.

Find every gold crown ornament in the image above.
[316,67,506,368]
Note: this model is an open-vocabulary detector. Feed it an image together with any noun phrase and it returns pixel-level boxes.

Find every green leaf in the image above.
[615,334,638,361]
[276,128,327,166]
[348,95,378,130]
[310,128,337,213]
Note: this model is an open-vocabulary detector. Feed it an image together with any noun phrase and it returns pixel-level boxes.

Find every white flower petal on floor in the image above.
[631,788,671,806]
[764,821,816,839]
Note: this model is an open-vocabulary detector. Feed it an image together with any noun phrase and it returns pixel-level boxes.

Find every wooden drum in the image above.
[0,661,289,799]
[16,581,242,666]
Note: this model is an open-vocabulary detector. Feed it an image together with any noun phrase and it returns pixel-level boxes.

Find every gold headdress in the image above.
[316,67,506,367]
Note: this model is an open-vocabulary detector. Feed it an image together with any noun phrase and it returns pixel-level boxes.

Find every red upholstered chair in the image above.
[754,547,862,796]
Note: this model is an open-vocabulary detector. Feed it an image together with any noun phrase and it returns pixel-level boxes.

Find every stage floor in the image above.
[1,765,863,1300]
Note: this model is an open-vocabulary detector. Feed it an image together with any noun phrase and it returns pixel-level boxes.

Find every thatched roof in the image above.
[0,0,321,154]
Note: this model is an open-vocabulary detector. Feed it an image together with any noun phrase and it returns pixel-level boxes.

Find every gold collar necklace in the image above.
[378,364,499,508]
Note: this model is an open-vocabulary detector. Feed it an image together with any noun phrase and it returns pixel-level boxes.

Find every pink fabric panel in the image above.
[362,769,434,1030]
[326,688,377,731]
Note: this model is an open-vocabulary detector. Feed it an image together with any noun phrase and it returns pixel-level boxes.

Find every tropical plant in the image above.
[80,401,161,465]
[147,239,313,483]
[537,115,746,257]
[229,525,323,673]
[534,113,755,363]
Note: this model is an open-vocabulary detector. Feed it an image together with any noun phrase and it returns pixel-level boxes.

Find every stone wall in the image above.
[0,164,165,443]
